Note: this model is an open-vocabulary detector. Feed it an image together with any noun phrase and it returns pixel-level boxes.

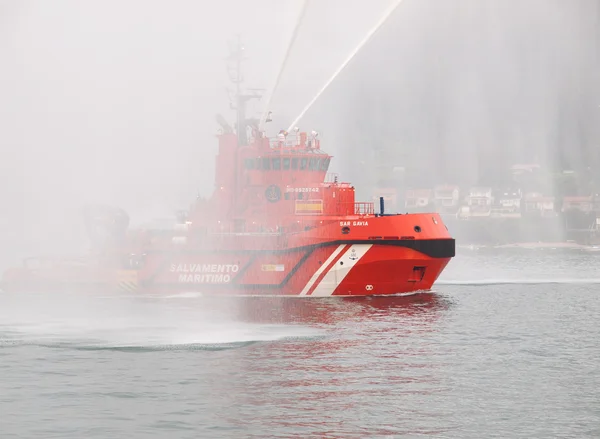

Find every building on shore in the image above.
[371,163,600,245]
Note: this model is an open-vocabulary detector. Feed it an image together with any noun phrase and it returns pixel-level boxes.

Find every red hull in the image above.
[1,239,453,297]
[2,212,454,297]
[134,242,451,296]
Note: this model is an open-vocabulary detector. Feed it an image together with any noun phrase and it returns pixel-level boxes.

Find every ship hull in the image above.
[1,240,454,297]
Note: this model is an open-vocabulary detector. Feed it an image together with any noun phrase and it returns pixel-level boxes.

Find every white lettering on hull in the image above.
[339,221,369,226]
[178,274,232,283]
[169,264,239,283]
[169,264,239,273]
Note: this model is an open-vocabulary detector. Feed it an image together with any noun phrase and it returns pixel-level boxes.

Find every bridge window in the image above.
[321,157,330,171]
[309,158,317,170]
[273,158,281,170]
[244,158,255,170]
[262,157,270,170]
[300,158,308,170]
[291,158,298,170]
[255,158,262,169]
[283,157,290,170]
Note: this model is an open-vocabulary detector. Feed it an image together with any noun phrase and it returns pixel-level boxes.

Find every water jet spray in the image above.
[259,0,310,131]
[287,0,404,132]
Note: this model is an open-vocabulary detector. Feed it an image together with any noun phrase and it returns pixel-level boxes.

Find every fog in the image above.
[1,0,599,267]
[313,0,600,195]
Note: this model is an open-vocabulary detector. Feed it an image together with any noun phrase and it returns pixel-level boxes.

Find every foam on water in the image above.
[437,278,600,286]
[163,292,204,299]
[0,291,324,351]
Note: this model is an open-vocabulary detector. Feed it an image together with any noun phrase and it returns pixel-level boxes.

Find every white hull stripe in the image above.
[299,244,346,296]
[310,244,373,297]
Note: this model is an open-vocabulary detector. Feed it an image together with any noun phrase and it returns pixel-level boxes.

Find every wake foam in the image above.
[0,324,324,352]
[163,292,204,299]
[0,292,324,352]
[437,278,600,286]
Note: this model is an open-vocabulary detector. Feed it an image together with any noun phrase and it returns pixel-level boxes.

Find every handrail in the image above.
[353,202,375,215]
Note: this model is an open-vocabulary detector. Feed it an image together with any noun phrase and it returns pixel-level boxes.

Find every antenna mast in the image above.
[226,36,262,145]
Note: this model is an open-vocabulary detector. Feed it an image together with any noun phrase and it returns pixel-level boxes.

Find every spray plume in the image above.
[287,0,404,132]
[259,0,310,130]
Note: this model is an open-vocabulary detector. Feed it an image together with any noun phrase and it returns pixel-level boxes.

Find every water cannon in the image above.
[292,127,300,145]
[308,130,319,149]
[266,111,273,123]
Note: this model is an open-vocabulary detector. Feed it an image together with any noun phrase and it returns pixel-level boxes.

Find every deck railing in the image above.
[353,202,375,215]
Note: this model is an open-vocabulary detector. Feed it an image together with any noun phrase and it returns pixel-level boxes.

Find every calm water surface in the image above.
[1,248,600,438]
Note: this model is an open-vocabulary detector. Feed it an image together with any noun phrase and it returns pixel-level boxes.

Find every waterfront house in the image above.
[491,188,522,218]
[433,185,460,215]
[463,187,493,217]
[523,192,557,217]
[404,189,432,212]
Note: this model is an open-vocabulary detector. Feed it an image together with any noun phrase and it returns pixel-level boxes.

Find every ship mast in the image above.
[226,36,262,146]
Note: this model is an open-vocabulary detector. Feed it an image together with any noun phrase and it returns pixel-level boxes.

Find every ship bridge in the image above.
[240,130,332,189]
[210,130,373,230]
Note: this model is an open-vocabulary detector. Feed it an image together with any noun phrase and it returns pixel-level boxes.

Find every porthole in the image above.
[341,226,350,234]
[414,225,422,233]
